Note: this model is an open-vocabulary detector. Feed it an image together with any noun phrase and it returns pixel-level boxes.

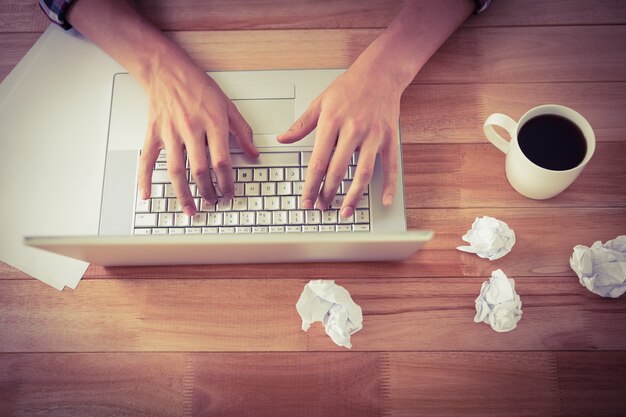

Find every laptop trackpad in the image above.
[232,98,294,135]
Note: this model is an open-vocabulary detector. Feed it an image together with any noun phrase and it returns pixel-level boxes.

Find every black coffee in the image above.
[518,114,587,171]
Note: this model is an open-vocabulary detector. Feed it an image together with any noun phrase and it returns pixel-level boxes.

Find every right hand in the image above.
[137,58,259,216]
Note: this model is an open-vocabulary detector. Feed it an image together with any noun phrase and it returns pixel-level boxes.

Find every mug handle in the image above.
[483,113,518,154]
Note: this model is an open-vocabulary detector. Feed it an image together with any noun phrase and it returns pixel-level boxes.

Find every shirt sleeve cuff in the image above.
[474,0,491,14]
[39,0,76,30]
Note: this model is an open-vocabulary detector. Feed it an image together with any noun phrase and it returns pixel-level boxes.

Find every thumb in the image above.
[277,97,321,144]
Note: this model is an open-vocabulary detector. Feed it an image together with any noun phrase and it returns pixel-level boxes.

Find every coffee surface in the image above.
[518,114,587,171]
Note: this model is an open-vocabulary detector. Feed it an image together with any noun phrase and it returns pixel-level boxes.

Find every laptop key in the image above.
[158,213,174,227]
[135,198,150,213]
[139,150,372,235]
[174,213,190,227]
[135,213,157,227]
[355,209,370,224]
[210,213,227,227]
[151,170,171,184]
[191,212,207,227]
[152,198,167,213]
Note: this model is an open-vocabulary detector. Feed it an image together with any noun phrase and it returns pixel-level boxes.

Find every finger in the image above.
[228,101,259,157]
[277,97,321,144]
[137,123,162,200]
[185,131,218,204]
[166,141,196,216]
[381,130,398,206]
[301,115,339,209]
[206,119,234,199]
[340,146,377,218]
[317,134,355,211]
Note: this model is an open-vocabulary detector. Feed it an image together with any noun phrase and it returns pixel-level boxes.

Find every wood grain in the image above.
[558,352,626,417]
[3,26,626,83]
[2,352,625,417]
[2,0,626,32]
[386,352,562,417]
[1,206,624,281]
[1,278,625,353]
[401,82,626,143]
[169,26,626,83]
[1,1,626,415]
[402,143,626,208]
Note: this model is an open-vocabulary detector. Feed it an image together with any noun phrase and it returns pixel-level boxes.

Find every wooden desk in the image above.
[1,1,625,415]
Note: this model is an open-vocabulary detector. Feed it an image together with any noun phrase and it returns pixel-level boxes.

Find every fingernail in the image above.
[383,194,394,206]
[301,199,313,209]
[183,205,196,216]
[315,201,327,211]
[341,206,353,218]
[139,188,148,200]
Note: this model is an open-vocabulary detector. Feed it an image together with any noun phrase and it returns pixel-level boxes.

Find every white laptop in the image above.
[25,69,433,265]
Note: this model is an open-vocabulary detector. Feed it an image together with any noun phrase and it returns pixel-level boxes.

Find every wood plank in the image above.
[3,0,626,33]
[2,352,624,416]
[0,3,49,32]
[3,26,626,83]
[1,207,623,281]
[1,277,625,352]
[386,352,562,417]
[0,353,189,417]
[557,352,626,417]
[401,82,626,143]
[467,0,626,27]
[189,352,385,416]
[169,26,626,84]
[402,142,626,208]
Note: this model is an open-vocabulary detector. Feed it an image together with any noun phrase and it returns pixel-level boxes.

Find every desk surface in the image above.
[1,1,626,416]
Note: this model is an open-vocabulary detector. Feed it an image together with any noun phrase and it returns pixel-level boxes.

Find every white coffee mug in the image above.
[483,104,595,200]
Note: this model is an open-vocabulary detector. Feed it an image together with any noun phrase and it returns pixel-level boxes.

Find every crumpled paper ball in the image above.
[295,280,363,348]
[474,269,522,332]
[570,235,626,298]
[457,216,516,260]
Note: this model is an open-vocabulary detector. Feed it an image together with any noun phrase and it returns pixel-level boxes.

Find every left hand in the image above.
[277,64,402,218]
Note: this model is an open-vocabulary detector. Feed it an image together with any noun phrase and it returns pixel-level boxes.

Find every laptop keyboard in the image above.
[133,150,371,235]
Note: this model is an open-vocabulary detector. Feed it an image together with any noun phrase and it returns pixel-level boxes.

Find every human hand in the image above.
[137,59,258,216]
[277,65,402,218]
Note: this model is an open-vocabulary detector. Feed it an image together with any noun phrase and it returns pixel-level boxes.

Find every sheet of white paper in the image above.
[474,269,522,332]
[570,235,626,298]
[457,216,516,260]
[296,280,363,348]
[0,25,124,290]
